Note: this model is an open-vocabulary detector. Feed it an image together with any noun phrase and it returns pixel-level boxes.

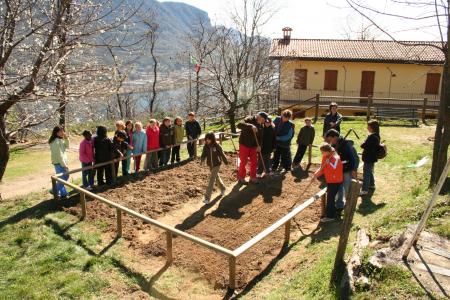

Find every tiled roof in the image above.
[269,39,445,64]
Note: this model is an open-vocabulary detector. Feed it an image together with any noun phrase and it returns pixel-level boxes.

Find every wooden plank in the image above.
[415,263,450,277]
[233,188,327,256]
[51,176,235,257]
[423,246,450,260]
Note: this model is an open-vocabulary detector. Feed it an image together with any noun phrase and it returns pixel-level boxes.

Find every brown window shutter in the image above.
[324,70,338,91]
[425,73,441,95]
[294,69,307,89]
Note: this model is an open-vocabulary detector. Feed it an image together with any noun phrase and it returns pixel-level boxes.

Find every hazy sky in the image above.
[161,0,446,41]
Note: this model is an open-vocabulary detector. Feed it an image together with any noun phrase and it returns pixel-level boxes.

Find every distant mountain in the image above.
[131,0,213,75]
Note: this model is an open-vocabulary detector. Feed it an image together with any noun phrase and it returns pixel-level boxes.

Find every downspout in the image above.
[387,67,394,98]
[342,65,347,97]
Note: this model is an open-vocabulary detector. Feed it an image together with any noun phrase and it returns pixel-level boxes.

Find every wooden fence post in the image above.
[203,118,206,131]
[116,208,122,238]
[366,95,373,121]
[421,97,428,124]
[80,192,87,220]
[51,177,58,201]
[229,256,237,290]
[314,94,320,123]
[166,231,173,264]
[284,220,291,246]
[331,179,361,285]
[321,193,327,217]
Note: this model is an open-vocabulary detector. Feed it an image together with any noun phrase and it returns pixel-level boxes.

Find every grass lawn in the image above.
[0,118,448,299]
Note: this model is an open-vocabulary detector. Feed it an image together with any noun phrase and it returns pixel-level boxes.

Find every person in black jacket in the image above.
[323,102,343,136]
[361,120,381,195]
[293,117,315,168]
[159,117,175,166]
[94,126,115,185]
[185,112,202,158]
[112,130,132,177]
[257,117,275,177]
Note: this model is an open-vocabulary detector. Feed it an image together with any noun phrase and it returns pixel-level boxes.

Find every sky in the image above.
[161,0,446,41]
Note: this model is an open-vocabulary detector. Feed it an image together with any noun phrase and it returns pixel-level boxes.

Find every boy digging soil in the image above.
[200,132,228,204]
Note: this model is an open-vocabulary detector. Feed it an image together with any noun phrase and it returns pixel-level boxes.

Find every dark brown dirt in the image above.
[65,155,323,289]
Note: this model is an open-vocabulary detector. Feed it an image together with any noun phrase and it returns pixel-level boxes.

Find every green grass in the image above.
[1,119,449,299]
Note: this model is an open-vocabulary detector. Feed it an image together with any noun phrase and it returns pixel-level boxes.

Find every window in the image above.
[294,69,307,89]
[425,73,441,95]
[324,70,338,90]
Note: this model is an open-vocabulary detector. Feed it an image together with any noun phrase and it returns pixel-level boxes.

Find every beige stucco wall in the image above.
[279,60,443,100]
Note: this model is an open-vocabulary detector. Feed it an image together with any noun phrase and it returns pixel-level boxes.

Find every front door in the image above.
[360,71,375,103]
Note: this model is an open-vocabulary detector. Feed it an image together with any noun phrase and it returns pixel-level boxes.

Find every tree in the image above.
[345,0,449,189]
[142,19,159,116]
[188,18,217,113]
[0,0,149,181]
[203,0,276,132]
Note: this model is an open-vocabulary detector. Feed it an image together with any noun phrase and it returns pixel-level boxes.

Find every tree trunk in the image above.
[228,107,237,133]
[430,43,450,192]
[0,112,9,181]
[195,71,200,112]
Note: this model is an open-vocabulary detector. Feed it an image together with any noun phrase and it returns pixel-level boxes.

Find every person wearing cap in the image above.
[236,112,266,184]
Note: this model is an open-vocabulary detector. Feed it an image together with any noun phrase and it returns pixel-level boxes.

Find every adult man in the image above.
[272,110,295,172]
[325,129,359,214]
[185,112,202,158]
[236,112,267,184]
[323,102,343,136]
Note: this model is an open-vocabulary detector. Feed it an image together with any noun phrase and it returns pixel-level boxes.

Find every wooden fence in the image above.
[51,131,324,289]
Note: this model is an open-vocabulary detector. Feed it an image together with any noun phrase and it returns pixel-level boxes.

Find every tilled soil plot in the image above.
[65,155,323,290]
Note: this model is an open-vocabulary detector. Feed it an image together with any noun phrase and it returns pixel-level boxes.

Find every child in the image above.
[79,130,95,189]
[144,119,160,170]
[185,112,202,158]
[293,118,315,168]
[112,130,132,177]
[313,143,344,222]
[94,126,114,185]
[114,120,129,176]
[132,122,147,173]
[159,117,174,167]
[124,120,134,174]
[257,117,275,177]
[272,110,295,172]
[49,125,69,199]
[171,117,184,164]
[360,120,381,195]
[200,132,228,204]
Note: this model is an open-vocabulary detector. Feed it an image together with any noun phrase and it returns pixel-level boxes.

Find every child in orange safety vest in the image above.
[313,143,344,222]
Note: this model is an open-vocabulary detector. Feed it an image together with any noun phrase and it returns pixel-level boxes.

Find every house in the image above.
[269,27,445,117]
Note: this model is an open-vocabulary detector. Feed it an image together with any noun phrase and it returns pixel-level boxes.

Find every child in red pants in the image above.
[313,143,344,222]
[236,114,266,184]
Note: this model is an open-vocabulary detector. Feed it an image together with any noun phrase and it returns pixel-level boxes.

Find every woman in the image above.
[323,102,343,136]
[49,125,70,199]
[124,120,133,174]
[360,120,381,195]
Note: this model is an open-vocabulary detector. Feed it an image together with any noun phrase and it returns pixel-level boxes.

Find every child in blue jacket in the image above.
[132,122,147,173]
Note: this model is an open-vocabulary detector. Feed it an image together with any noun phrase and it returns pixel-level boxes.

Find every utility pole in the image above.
[188,52,193,112]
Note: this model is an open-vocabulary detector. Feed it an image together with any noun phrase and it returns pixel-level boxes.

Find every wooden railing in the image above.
[51,129,326,290]
[279,93,439,123]
[51,173,327,290]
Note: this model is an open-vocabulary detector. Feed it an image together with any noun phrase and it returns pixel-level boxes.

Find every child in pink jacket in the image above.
[79,130,95,189]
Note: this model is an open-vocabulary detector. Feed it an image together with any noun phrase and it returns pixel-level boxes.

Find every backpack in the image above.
[377,141,387,159]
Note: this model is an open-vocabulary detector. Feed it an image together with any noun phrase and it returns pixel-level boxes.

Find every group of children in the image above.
[49,113,202,197]
[49,105,381,221]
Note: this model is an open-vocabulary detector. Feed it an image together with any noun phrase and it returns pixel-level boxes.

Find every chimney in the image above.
[282,27,292,40]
